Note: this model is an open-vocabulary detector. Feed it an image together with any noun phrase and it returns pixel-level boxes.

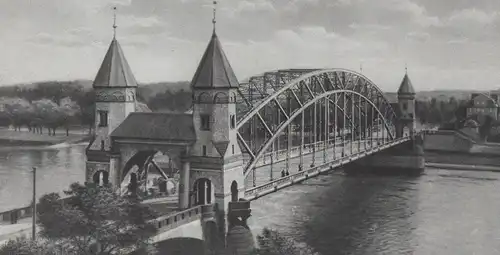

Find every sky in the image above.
[1,0,500,91]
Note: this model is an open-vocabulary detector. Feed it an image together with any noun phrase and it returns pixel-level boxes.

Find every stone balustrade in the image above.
[153,204,215,233]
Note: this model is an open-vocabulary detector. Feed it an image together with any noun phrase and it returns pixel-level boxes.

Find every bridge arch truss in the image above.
[235,69,398,187]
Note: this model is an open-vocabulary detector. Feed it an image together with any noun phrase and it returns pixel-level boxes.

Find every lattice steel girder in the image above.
[239,89,395,176]
[237,69,397,134]
[235,69,398,161]
[295,77,358,131]
[323,73,389,130]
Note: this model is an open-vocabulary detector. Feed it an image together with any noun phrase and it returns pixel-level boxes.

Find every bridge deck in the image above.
[245,135,414,200]
[246,139,375,188]
[245,130,389,187]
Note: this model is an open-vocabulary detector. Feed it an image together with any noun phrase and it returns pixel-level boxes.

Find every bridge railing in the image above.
[152,204,215,233]
[244,134,415,200]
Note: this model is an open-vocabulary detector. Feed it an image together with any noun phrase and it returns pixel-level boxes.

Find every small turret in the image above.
[396,69,416,137]
[85,7,138,187]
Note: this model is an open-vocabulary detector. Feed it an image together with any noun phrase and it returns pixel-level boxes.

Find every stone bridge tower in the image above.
[188,28,254,253]
[396,70,416,138]
[85,34,138,187]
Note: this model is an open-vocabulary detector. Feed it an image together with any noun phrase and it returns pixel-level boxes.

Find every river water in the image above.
[1,145,500,254]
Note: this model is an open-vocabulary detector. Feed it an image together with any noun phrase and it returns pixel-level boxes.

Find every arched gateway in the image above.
[85,20,252,253]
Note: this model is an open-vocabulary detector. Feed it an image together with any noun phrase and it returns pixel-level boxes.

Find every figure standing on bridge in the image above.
[281,170,285,177]
[298,165,303,172]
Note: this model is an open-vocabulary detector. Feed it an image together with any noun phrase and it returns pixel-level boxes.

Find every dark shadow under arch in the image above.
[121,150,157,181]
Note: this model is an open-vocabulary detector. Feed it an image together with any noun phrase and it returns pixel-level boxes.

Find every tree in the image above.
[479,115,494,140]
[252,228,318,255]
[59,97,81,136]
[75,91,95,134]
[3,97,33,131]
[37,182,158,255]
[0,236,58,255]
[32,99,60,135]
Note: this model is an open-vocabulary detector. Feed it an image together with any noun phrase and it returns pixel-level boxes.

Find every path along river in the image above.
[1,144,500,254]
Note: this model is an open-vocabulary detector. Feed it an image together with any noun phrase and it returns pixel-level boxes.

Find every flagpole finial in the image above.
[212,1,217,32]
[405,62,408,74]
[113,7,118,38]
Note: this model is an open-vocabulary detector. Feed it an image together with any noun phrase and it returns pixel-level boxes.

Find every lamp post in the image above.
[32,167,36,241]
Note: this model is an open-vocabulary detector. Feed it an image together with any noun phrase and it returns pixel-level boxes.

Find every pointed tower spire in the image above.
[398,69,415,95]
[92,7,137,88]
[190,2,239,89]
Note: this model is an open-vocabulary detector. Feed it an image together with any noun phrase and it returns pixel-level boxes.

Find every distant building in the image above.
[466,93,500,123]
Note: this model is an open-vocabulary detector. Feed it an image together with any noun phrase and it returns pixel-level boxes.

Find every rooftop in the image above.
[93,38,138,88]
[190,31,240,89]
[110,112,196,142]
[397,73,415,95]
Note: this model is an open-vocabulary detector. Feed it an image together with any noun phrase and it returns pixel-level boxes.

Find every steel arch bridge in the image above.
[234,69,400,191]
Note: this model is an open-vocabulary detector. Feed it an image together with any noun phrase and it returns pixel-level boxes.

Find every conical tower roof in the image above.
[191,31,239,89]
[397,73,415,95]
[93,38,138,88]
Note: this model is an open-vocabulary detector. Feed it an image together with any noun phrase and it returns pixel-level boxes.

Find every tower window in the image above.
[201,114,210,131]
[402,102,408,111]
[232,144,235,154]
[98,111,108,127]
[202,145,207,156]
[230,115,236,129]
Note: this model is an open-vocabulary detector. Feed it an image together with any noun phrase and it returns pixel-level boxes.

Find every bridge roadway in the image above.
[245,138,384,188]
[244,134,413,200]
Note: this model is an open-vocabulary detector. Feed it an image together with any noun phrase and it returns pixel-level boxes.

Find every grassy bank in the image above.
[0,128,91,146]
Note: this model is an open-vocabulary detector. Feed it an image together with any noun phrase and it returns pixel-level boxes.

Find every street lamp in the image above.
[32,167,37,241]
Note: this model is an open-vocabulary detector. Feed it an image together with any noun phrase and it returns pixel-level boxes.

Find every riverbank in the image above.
[426,162,500,172]
[0,128,91,146]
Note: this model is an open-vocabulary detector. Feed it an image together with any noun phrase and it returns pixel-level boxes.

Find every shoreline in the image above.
[425,162,500,172]
[0,128,91,146]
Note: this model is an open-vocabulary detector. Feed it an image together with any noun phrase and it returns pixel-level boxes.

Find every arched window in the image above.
[98,111,108,127]
[231,181,238,202]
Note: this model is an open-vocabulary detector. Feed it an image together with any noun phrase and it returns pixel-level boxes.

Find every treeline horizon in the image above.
[0,80,192,135]
[0,79,481,135]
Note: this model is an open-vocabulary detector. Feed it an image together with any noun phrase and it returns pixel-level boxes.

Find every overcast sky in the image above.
[0,0,500,91]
